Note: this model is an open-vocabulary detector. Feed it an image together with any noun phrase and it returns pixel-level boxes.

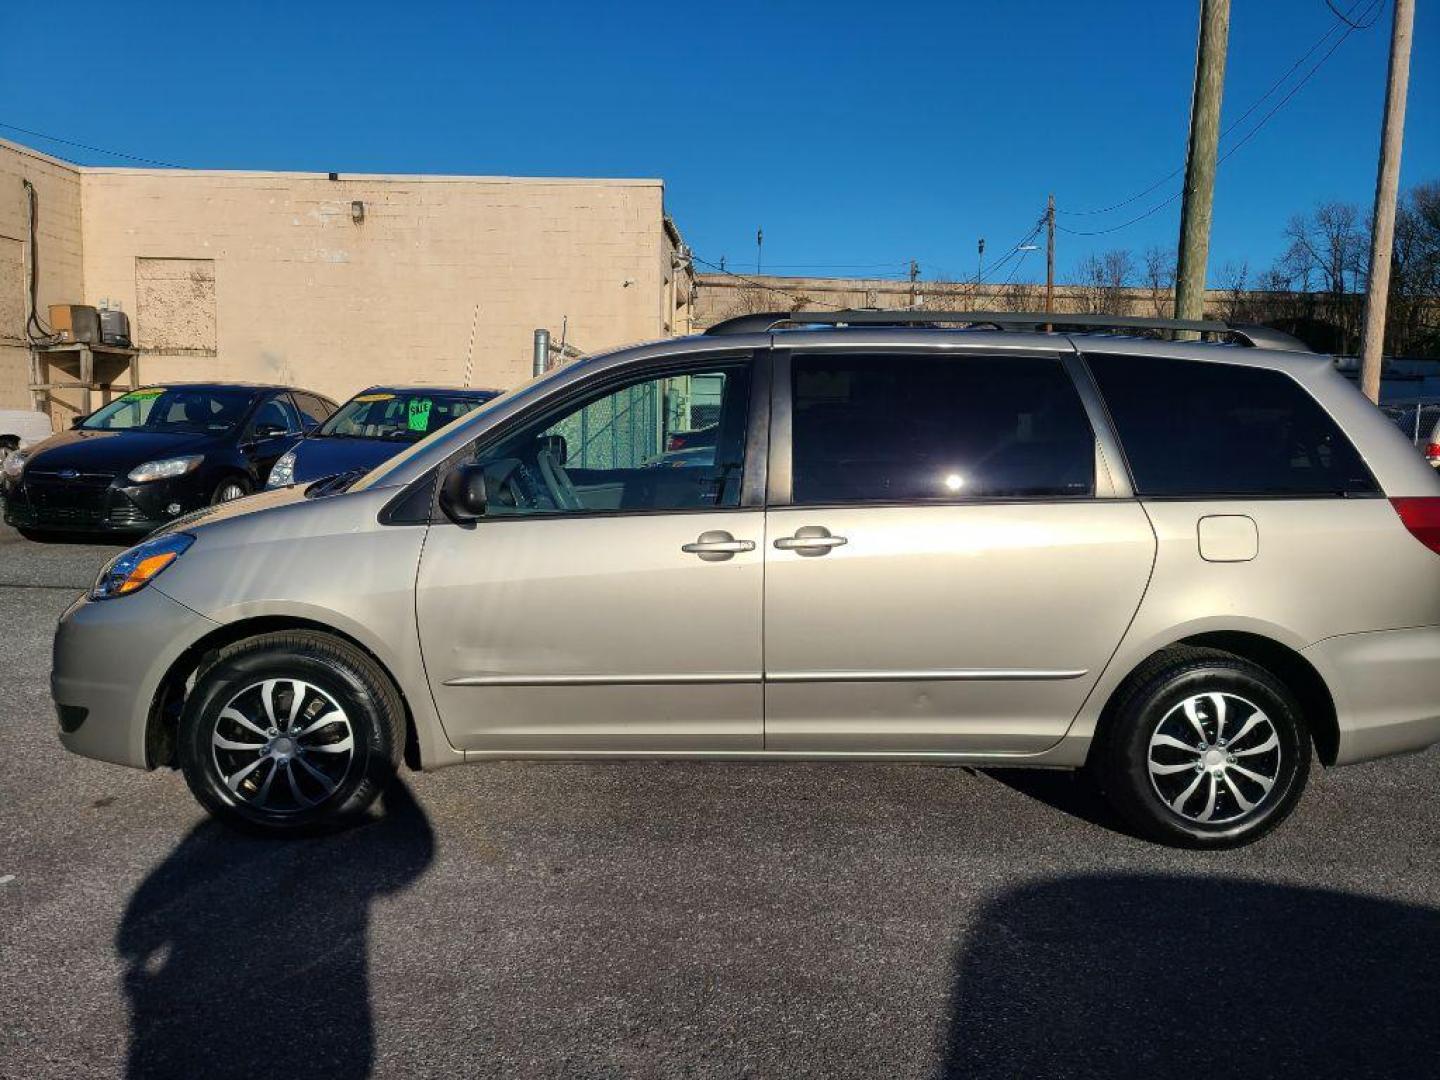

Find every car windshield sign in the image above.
[319,391,494,441]
[80,388,253,434]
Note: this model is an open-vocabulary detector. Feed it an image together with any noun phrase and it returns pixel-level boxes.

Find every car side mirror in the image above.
[439,463,488,523]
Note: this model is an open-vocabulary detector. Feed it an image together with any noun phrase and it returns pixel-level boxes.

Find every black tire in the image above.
[211,475,252,504]
[178,630,405,834]
[1088,646,1310,849]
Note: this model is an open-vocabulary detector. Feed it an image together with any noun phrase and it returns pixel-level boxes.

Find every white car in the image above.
[0,409,54,468]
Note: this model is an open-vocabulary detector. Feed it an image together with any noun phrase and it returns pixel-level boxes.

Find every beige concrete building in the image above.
[1,137,695,426]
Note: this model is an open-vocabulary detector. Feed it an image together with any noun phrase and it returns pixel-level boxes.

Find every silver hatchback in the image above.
[51,312,1440,848]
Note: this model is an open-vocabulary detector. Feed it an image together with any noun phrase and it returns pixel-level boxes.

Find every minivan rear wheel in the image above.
[1089,647,1310,849]
[178,630,405,833]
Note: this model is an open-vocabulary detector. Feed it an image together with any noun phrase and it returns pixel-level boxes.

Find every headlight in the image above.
[267,449,297,488]
[127,455,203,483]
[2,449,28,480]
[91,533,195,601]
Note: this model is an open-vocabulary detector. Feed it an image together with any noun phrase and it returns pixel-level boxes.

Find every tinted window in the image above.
[789,353,1095,504]
[252,395,301,436]
[292,392,335,426]
[1086,352,1378,497]
[472,363,751,515]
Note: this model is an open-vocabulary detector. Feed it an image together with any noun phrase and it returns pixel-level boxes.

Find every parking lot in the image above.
[1,523,1438,1079]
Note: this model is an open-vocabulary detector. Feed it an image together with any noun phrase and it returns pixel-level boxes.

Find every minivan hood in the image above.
[24,427,214,472]
[148,483,313,539]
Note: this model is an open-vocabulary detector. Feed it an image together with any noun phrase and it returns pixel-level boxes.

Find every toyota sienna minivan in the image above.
[51,312,1440,848]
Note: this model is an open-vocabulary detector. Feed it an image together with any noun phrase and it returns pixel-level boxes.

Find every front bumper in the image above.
[52,586,218,769]
[5,473,210,533]
[1303,625,1440,765]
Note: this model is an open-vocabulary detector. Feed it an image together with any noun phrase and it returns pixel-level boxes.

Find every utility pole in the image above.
[975,238,986,290]
[1174,0,1230,328]
[1045,193,1056,316]
[755,227,764,275]
[908,259,919,308]
[1359,0,1415,404]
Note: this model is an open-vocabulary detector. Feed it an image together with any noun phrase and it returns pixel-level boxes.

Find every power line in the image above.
[1059,0,1383,218]
[0,120,184,169]
[1055,0,1383,238]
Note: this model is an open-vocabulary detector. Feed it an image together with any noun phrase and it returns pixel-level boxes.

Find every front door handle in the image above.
[773,525,848,557]
[682,530,756,562]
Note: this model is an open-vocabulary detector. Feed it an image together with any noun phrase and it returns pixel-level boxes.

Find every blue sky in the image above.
[2,0,1435,285]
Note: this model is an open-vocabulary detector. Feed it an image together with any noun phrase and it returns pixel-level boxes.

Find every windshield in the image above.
[81,387,254,434]
[319,390,497,441]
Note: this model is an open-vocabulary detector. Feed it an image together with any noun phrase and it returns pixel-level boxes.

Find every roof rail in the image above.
[703,309,1313,352]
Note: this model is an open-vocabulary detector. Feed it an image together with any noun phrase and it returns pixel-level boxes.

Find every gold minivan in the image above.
[52,312,1440,848]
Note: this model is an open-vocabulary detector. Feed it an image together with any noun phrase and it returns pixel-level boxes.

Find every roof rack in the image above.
[703,309,1312,352]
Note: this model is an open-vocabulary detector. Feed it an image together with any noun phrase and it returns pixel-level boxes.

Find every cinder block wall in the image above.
[80,169,674,403]
[0,141,85,411]
[0,137,693,423]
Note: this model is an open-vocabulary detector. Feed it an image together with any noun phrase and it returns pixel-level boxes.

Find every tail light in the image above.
[666,433,688,452]
[1425,441,1440,463]
[1391,497,1440,554]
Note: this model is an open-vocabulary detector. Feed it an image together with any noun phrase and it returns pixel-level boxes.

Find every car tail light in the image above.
[1425,441,1440,463]
[1391,497,1440,554]
[666,433,688,452]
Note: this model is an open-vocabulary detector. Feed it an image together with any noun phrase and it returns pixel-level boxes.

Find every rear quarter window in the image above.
[1085,352,1378,498]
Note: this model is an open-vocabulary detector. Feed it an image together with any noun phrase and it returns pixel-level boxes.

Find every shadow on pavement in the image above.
[116,781,434,1080]
[981,767,1137,837]
[939,873,1440,1079]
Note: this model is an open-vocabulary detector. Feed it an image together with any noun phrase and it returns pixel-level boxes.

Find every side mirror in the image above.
[439,463,488,523]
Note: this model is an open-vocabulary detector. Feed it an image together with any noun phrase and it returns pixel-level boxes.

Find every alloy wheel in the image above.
[1147,691,1282,825]
[210,678,355,814]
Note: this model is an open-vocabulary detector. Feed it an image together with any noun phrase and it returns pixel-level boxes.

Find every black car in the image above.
[2,383,337,536]
[266,385,500,489]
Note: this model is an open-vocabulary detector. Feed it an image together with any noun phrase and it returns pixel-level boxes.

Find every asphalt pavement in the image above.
[1,522,1438,1079]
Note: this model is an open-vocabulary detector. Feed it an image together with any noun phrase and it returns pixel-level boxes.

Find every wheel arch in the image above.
[146,615,423,771]
[1091,631,1340,767]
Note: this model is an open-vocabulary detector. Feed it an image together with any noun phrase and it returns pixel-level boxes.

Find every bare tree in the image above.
[1388,181,1440,356]
[1275,201,1369,351]
[1142,246,1177,318]
[993,280,1044,312]
[720,283,811,318]
[1217,260,1250,321]
[1076,249,1135,315]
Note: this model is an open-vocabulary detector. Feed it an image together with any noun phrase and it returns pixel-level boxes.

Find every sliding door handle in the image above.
[773,525,847,556]
[682,530,756,562]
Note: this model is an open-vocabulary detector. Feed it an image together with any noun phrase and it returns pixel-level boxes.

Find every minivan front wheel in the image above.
[178,631,405,833]
[1090,647,1310,849]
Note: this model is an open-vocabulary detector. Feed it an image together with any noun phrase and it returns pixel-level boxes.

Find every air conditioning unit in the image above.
[99,308,132,348]
[48,304,100,345]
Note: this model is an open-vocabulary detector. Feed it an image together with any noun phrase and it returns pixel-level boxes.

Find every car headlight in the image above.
[127,455,203,483]
[91,532,195,601]
[267,449,297,488]
[2,449,28,480]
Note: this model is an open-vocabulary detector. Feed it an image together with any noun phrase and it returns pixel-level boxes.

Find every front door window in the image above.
[472,363,751,515]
